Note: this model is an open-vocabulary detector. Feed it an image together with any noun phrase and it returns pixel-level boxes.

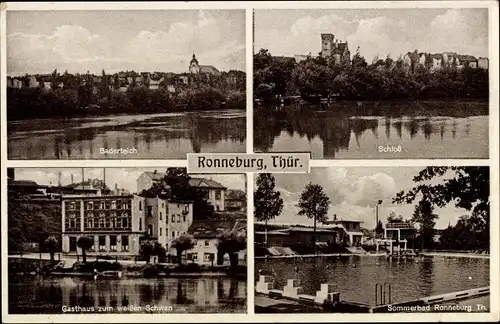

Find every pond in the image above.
[254,101,488,159]
[8,276,246,314]
[8,110,246,159]
[255,255,489,307]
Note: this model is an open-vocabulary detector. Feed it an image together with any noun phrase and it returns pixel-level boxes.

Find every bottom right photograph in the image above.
[253,166,490,313]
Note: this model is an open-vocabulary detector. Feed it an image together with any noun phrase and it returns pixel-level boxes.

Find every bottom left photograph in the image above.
[6,167,247,314]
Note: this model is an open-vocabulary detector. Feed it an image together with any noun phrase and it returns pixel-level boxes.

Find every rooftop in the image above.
[188,178,226,189]
[188,218,245,238]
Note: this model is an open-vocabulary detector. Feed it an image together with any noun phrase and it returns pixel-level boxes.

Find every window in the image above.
[159,212,162,221]
[159,228,162,236]
[188,253,198,261]
[184,205,189,212]
[147,206,153,217]
[215,190,221,200]
[111,217,116,228]
[110,236,117,251]
[148,224,153,236]
[183,214,186,222]
[70,218,75,228]
[177,215,181,223]
[139,218,142,231]
[99,236,106,251]
[162,203,165,208]
[87,202,93,210]
[117,200,122,209]
[172,231,175,238]
[139,201,142,211]
[204,240,210,247]
[171,214,175,222]
[112,200,116,209]
[122,218,128,228]
[121,236,129,251]
[70,202,75,210]
[203,253,215,262]
[177,204,180,208]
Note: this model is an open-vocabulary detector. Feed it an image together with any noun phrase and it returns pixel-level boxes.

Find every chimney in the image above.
[333,214,337,221]
[154,169,157,174]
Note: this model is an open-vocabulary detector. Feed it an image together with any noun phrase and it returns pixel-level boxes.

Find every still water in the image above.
[254,101,489,159]
[255,256,489,306]
[8,110,246,159]
[9,276,246,314]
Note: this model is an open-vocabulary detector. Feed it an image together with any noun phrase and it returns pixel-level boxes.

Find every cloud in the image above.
[256,9,488,63]
[8,10,245,75]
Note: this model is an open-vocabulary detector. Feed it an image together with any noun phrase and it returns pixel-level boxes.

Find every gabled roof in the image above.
[9,180,40,187]
[188,178,226,189]
[199,65,220,74]
[143,171,164,181]
[457,54,477,62]
[225,189,246,200]
[188,219,235,238]
[405,52,420,64]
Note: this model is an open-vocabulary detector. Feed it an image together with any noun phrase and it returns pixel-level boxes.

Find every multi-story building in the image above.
[188,178,226,211]
[61,194,140,256]
[324,215,364,246]
[319,33,350,65]
[61,193,194,257]
[478,57,489,70]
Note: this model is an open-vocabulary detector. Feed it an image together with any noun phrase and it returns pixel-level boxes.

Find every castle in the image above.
[320,33,351,65]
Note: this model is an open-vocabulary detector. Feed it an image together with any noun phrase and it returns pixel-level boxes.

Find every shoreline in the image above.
[255,252,489,259]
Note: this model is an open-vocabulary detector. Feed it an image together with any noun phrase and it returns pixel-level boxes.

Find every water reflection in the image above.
[8,277,246,314]
[255,256,489,306]
[8,110,246,160]
[254,102,488,159]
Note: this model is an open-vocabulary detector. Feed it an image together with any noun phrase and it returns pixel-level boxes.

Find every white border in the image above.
[2,1,499,323]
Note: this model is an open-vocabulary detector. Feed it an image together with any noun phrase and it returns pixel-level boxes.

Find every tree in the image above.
[217,228,246,268]
[100,69,110,99]
[296,183,331,254]
[171,234,196,265]
[44,236,58,261]
[394,167,489,250]
[140,240,155,263]
[76,236,93,263]
[254,173,283,245]
[412,199,438,250]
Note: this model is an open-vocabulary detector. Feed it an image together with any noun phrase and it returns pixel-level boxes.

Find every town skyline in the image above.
[13,168,247,193]
[264,167,474,230]
[254,8,488,63]
[7,10,246,76]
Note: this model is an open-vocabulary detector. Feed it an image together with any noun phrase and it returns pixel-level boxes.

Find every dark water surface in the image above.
[8,110,246,159]
[255,256,489,306]
[254,101,488,159]
[9,276,246,314]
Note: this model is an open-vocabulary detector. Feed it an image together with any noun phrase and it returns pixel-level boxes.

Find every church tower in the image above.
[320,33,335,58]
[189,52,200,74]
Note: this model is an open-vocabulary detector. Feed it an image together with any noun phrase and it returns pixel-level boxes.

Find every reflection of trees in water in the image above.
[417,258,434,298]
[255,101,488,155]
[14,112,246,159]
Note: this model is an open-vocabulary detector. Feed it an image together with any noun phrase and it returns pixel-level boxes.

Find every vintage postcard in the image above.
[1,1,498,324]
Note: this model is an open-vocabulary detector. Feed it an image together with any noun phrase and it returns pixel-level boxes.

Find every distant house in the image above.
[187,218,246,265]
[225,189,246,211]
[199,65,221,76]
[7,77,13,88]
[43,81,51,90]
[403,52,425,71]
[8,179,47,197]
[12,78,23,88]
[478,57,489,69]
[294,54,308,63]
[442,52,460,67]
[166,84,176,93]
[189,52,221,77]
[149,77,164,90]
[457,54,478,69]
[188,178,227,211]
[430,53,444,71]
[136,170,165,194]
[323,214,364,246]
[28,76,38,88]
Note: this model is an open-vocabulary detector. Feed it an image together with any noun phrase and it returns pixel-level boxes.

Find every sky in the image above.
[258,167,480,230]
[254,8,489,63]
[7,10,245,76]
[13,168,246,193]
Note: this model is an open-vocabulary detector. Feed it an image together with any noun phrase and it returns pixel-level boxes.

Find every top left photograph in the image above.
[5,10,247,160]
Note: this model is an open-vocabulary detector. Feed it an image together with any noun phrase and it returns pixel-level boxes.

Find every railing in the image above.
[375,282,392,306]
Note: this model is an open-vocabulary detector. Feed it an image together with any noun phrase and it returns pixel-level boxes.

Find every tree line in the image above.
[254,48,488,102]
[255,166,489,253]
[8,69,246,120]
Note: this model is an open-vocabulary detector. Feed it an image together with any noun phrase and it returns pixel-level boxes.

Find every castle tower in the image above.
[321,33,335,58]
[189,52,200,74]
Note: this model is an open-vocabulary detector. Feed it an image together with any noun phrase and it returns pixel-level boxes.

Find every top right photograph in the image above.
[253,8,489,159]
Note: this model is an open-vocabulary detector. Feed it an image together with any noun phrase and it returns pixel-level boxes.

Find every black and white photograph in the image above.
[7,167,247,314]
[253,9,489,159]
[6,10,246,160]
[254,167,490,313]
